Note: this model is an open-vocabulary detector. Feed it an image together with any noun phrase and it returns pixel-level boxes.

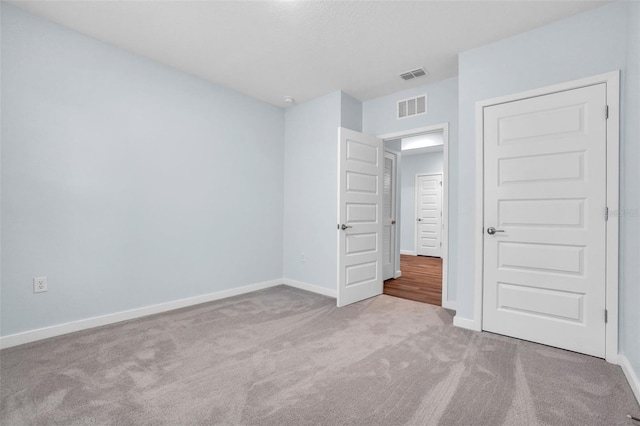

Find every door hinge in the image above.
[440,181,443,186]
[605,309,608,323]
[605,207,609,221]
[337,224,340,230]
[605,105,609,119]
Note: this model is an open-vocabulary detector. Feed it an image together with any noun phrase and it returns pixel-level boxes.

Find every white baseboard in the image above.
[400,250,417,256]
[283,278,337,298]
[0,279,283,350]
[394,270,402,278]
[619,354,640,404]
[453,315,480,331]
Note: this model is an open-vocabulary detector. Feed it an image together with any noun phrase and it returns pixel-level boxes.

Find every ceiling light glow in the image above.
[401,133,443,151]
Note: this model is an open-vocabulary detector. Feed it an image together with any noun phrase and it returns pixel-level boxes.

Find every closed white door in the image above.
[337,127,383,307]
[383,152,397,280]
[482,84,607,358]
[416,174,442,257]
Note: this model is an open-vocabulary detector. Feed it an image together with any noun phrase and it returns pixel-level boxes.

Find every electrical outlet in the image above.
[300,252,305,262]
[33,276,47,293]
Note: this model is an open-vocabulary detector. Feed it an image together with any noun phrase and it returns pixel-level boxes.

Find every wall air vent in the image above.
[400,67,429,81]
[398,94,427,119]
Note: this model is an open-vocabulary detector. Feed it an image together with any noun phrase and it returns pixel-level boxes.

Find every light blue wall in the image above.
[0,5,285,336]
[341,92,363,132]
[362,77,458,138]
[282,91,342,290]
[400,152,444,253]
[622,0,640,383]
[282,91,363,291]
[456,1,636,371]
[363,77,458,303]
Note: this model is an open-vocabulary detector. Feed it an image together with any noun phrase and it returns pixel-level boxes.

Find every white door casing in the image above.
[337,127,384,307]
[482,84,608,358]
[416,174,442,257]
[377,123,453,310]
[383,151,397,280]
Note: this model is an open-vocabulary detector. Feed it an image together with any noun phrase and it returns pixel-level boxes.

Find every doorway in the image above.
[379,124,452,308]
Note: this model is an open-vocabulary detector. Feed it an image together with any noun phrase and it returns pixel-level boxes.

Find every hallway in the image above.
[383,255,442,306]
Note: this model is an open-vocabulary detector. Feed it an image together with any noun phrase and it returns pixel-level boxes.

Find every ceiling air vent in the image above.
[400,67,429,81]
[398,94,427,119]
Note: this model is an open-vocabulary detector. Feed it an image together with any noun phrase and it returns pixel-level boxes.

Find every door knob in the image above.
[487,227,505,235]
[417,218,422,222]
[341,224,353,230]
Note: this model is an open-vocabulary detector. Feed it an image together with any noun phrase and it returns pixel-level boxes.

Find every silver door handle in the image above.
[487,227,505,235]
[341,224,352,230]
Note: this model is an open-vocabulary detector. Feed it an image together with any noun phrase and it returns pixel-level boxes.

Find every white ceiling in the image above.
[10,0,608,107]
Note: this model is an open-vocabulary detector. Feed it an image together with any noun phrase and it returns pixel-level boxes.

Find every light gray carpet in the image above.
[1,285,638,425]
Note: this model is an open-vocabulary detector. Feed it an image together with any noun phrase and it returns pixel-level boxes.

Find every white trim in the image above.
[378,123,448,142]
[453,316,479,331]
[400,250,417,256]
[619,355,640,405]
[379,123,451,309]
[0,279,283,350]
[473,71,621,361]
[473,89,486,338]
[394,270,402,278]
[604,73,620,364]
[441,124,450,309]
[283,278,337,298]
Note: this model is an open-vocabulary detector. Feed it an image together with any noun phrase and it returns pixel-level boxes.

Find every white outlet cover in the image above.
[33,276,48,293]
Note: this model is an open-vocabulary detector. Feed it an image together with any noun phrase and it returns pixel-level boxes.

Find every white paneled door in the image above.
[416,174,442,257]
[382,152,397,281]
[482,84,607,357]
[337,127,384,307]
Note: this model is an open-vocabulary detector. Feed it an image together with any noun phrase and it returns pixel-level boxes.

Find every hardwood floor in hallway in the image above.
[383,254,442,306]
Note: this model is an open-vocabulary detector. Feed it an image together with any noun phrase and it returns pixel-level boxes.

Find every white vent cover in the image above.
[398,94,427,119]
[400,67,429,81]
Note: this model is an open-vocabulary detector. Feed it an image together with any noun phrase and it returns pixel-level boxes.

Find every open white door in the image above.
[382,151,397,280]
[337,127,384,307]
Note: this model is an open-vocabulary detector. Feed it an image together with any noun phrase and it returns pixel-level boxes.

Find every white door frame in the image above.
[470,71,620,363]
[415,173,443,258]
[382,146,402,279]
[378,123,453,310]
[383,150,398,280]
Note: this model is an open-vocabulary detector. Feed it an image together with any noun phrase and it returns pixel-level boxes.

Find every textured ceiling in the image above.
[10,0,608,106]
